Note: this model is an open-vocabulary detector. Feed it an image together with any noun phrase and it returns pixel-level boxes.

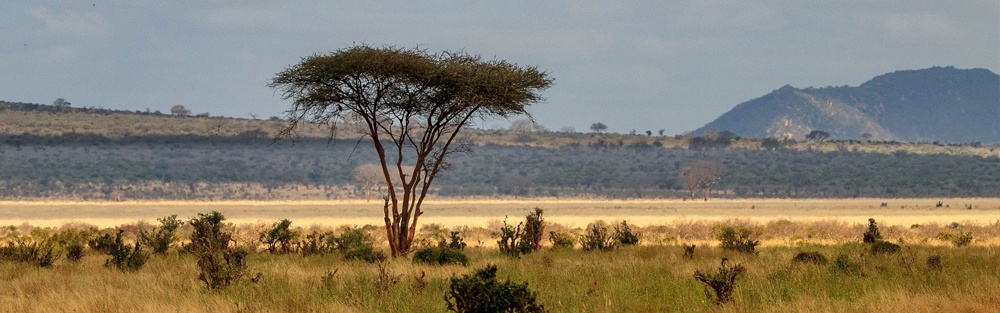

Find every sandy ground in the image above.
[1,198,998,228]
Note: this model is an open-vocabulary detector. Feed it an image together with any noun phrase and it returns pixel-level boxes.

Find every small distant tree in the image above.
[645,130,653,136]
[170,105,191,116]
[590,122,608,134]
[806,130,830,142]
[861,133,873,141]
[353,164,383,202]
[680,161,727,201]
[52,98,71,107]
[658,129,666,136]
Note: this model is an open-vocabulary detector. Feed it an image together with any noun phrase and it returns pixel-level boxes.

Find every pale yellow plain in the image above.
[1,198,997,228]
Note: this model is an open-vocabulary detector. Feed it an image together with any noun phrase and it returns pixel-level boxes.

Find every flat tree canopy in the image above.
[269,45,552,256]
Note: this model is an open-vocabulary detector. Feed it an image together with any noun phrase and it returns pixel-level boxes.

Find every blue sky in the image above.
[2,1,997,135]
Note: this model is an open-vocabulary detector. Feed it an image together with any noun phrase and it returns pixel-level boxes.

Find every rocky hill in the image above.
[694,67,1000,144]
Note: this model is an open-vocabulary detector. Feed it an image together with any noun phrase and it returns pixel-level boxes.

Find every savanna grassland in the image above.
[2,199,999,312]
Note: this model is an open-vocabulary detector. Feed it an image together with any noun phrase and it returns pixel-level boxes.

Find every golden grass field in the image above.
[2,198,998,229]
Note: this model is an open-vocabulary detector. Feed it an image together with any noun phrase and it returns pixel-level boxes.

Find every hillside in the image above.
[1,99,999,200]
[694,67,1000,144]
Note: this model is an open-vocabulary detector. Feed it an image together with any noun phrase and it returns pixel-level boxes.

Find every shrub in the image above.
[693,258,745,305]
[65,243,85,262]
[189,211,248,290]
[926,255,943,270]
[613,221,640,246]
[88,231,116,254]
[792,251,828,265]
[0,238,59,267]
[953,232,973,247]
[441,231,467,251]
[497,218,532,258]
[523,208,545,251]
[870,241,900,255]
[413,246,469,266]
[333,227,386,263]
[863,218,882,243]
[299,231,333,256]
[260,219,298,254]
[832,254,862,275]
[140,214,181,255]
[548,231,576,250]
[717,226,758,254]
[104,229,149,272]
[581,221,616,251]
[682,244,696,259]
[445,264,545,313]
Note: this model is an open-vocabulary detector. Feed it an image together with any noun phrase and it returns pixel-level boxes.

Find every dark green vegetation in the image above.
[695,66,1000,144]
[2,100,999,200]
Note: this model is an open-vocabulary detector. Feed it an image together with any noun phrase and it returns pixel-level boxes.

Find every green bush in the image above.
[299,231,333,256]
[693,258,745,305]
[613,220,640,246]
[863,218,882,243]
[548,231,576,250]
[792,251,828,265]
[260,219,299,254]
[104,229,149,272]
[88,231,116,254]
[870,241,900,255]
[581,221,616,251]
[441,231,467,251]
[65,243,85,262]
[0,237,59,267]
[952,232,973,247]
[189,211,248,290]
[832,254,862,275]
[523,208,545,251]
[412,246,468,266]
[445,264,545,313]
[497,218,532,258]
[333,227,386,263]
[717,226,758,254]
[140,214,181,255]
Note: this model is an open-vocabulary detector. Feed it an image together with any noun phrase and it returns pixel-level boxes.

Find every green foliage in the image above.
[88,231,116,254]
[870,241,901,255]
[581,221,616,251]
[104,229,149,272]
[523,208,545,252]
[952,232,973,247]
[140,214,181,255]
[299,231,333,256]
[792,251,828,265]
[65,243,85,262]
[497,218,532,258]
[440,231,467,251]
[260,219,299,254]
[189,211,248,290]
[863,218,883,243]
[412,246,469,266]
[445,264,545,313]
[0,237,58,268]
[613,221,640,246]
[693,258,745,305]
[548,231,576,250]
[332,227,386,263]
[717,226,758,254]
[832,254,862,275]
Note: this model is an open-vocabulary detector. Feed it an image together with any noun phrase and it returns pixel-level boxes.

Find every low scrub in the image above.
[870,241,901,255]
[445,264,545,313]
[717,226,758,254]
[104,229,149,272]
[189,211,248,290]
[694,258,745,305]
[332,227,386,263]
[412,246,468,266]
[581,221,616,251]
[140,215,181,255]
[548,231,576,250]
[792,251,828,265]
[613,221,640,246]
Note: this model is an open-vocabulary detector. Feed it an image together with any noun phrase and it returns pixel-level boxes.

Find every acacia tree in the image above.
[270,45,552,257]
[679,161,727,201]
